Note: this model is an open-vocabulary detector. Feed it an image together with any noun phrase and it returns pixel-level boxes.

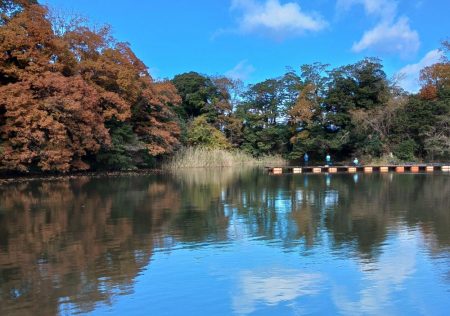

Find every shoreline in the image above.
[0,165,265,185]
[0,169,166,185]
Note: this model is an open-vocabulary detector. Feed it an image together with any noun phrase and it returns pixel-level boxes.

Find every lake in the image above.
[0,168,449,315]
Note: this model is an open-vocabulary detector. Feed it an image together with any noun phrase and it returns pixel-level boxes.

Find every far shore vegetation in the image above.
[0,1,449,174]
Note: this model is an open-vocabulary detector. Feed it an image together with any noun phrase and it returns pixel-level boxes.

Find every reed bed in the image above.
[164,147,286,170]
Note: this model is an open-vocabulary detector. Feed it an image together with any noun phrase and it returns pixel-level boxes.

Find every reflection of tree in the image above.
[172,169,450,257]
[0,176,180,316]
[169,168,242,242]
[325,174,450,258]
[0,171,449,314]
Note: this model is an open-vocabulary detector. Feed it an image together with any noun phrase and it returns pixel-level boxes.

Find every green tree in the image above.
[237,79,288,156]
[172,72,225,119]
[95,121,138,170]
[187,116,231,149]
[323,58,389,158]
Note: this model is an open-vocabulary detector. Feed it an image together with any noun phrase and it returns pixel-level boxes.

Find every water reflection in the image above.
[0,169,449,315]
[233,269,322,315]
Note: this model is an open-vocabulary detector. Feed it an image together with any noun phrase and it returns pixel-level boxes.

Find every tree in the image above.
[0,73,110,172]
[288,84,323,159]
[408,40,450,160]
[323,58,390,157]
[419,40,450,100]
[351,95,408,156]
[0,0,38,25]
[133,81,182,156]
[237,79,288,156]
[186,115,231,149]
[0,2,183,172]
[0,2,66,85]
[172,72,220,119]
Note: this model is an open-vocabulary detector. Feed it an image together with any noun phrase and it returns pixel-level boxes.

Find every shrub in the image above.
[187,116,231,149]
[393,139,418,161]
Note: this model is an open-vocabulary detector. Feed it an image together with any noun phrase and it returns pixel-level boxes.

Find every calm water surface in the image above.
[0,169,449,315]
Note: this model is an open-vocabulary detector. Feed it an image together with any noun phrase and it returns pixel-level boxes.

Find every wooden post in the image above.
[313,168,322,173]
[293,168,302,174]
[328,167,337,173]
[426,166,434,172]
[380,166,389,173]
[396,166,405,173]
[364,167,373,173]
[411,166,419,173]
[348,167,357,173]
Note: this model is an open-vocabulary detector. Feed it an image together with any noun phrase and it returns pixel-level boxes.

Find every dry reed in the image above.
[163,147,286,169]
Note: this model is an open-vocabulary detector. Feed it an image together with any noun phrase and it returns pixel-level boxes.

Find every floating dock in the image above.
[267,165,450,174]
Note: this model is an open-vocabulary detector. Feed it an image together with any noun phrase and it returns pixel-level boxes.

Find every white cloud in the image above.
[231,0,327,39]
[397,49,444,92]
[225,60,256,81]
[352,17,420,56]
[337,0,397,21]
[338,0,421,56]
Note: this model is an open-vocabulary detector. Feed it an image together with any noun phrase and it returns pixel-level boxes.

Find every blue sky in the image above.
[40,0,449,92]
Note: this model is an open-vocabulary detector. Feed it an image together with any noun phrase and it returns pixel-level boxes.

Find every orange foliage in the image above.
[0,72,110,172]
[0,2,182,172]
[419,41,450,100]
[0,4,65,80]
[289,84,316,124]
[134,82,182,156]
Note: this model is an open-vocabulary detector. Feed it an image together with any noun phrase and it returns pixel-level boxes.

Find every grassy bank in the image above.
[362,154,419,166]
[163,147,286,169]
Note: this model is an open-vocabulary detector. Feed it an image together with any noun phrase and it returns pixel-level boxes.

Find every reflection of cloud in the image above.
[233,269,322,315]
[332,230,417,315]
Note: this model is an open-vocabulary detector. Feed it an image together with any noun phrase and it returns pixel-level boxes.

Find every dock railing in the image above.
[267,164,450,174]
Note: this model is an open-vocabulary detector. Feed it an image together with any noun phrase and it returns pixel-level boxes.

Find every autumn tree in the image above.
[132,81,182,156]
[288,84,323,159]
[0,73,110,172]
[395,40,450,160]
[0,2,66,84]
[0,3,110,172]
[419,40,450,100]
[1,2,183,172]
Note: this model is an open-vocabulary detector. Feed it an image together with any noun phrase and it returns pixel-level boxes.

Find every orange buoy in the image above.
[396,166,405,173]
[273,168,283,174]
[380,167,389,173]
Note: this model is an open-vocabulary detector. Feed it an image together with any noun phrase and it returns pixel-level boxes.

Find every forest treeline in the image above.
[0,1,449,173]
